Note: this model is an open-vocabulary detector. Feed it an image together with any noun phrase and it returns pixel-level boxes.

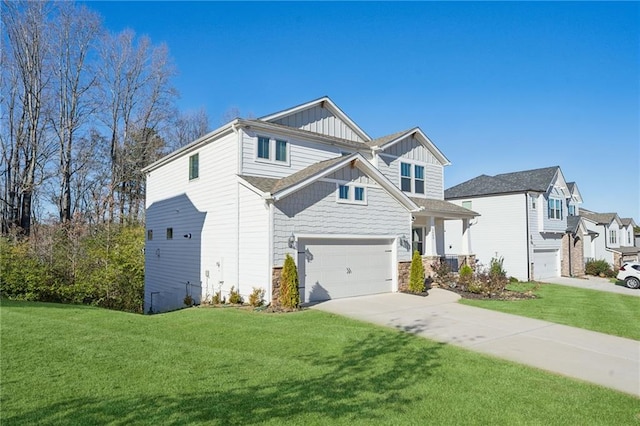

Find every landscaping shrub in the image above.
[279,254,300,309]
[228,286,243,304]
[458,264,473,288]
[585,259,614,277]
[249,287,265,307]
[408,250,425,293]
[212,290,225,305]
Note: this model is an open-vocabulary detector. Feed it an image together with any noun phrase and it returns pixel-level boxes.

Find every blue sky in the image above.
[87,1,639,220]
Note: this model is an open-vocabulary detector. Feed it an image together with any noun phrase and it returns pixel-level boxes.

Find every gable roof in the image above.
[366,127,451,166]
[620,218,637,228]
[445,166,562,199]
[259,96,371,142]
[580,210,622,226]
[238,153,420,212]
[410,197,479,219]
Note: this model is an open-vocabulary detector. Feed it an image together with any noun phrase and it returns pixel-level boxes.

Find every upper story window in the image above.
[548,198,563,220]
[568,205,576,216]
[462,201,472,210]
[628,231,632,245]
[609,229,617,244]
[336,183,366,205]
[257,136,288,164]
[189,153,199,180]
[400,161,425,195]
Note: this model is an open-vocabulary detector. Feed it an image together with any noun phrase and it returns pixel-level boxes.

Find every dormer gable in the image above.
[259,96,370,143]
[368,128,451,167]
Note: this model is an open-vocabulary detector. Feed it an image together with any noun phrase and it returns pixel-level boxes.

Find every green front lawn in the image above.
[460,282,640,340]
[1,300,638,425]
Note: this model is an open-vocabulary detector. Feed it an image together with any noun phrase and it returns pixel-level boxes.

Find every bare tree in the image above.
[167,107,210,151]
[49,2,102,222]
[97,30,177,223]
[1,0,53,236]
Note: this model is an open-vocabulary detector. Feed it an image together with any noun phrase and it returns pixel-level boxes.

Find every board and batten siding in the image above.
[272,171,412,267]
[270,104,365,142]
[376,137,444,199]
[144,131,240,311]
[445,194,529,280]
[238,183,270,300]
[240,128,342,179]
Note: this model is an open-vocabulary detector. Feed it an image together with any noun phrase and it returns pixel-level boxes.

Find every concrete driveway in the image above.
[540,275,640,297]
[311,290,640,397]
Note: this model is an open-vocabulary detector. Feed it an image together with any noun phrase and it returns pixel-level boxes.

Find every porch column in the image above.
[462,218,472,255]
[424,216,438,256]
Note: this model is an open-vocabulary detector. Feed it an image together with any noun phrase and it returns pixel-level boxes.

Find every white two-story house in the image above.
[143,97,477,313]
[444,166,592,281]
[581,211,640,266]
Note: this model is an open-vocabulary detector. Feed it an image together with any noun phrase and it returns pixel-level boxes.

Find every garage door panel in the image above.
[300,238,393,303]
[533,249,559,280]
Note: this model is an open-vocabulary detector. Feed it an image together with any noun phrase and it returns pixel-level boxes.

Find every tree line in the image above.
[1,1,212,312]
[1,0,210,235]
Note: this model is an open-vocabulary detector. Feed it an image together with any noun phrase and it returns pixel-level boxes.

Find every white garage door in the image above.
[298,238,393,303]
[533,249,559,280]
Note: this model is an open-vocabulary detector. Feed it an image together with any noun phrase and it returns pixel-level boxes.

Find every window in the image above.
[336,183,366,204]
[462,201,472,210]
[257,137,270,159]
[568,205,576,216]
[147,230,153,241]
[400,162,426,194]
[257,136,288,163]
[414,165,425,194]
[628,231,632,245]
[189,153,199,180]
[548,198,563,220]
[412,228,423,255]
[530,194,537,209]
[400,162,412,192]
[275,140,287,162]
[609,230,617,244]
[338,184,349,200]
[166,228,173,240]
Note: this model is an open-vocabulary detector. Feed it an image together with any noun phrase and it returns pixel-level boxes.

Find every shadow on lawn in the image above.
[5,328,444,424]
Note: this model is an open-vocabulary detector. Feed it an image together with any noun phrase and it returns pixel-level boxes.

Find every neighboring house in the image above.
[581,211,640,266]
[143,97,477,313]
[444,166,592,281]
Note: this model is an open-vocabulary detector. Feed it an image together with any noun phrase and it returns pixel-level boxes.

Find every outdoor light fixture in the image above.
[183,233,192,239]
[287,232,296,249]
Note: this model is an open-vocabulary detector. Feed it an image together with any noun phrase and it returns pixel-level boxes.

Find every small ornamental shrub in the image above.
[249,287,265,307]
[487,256,508,295]
[183,294,194,307]
[228,286,243,304]
[212,290,225,305]
[458,264,473,288]
[408,250,425,293]
[585,259,613,277]
[279,254,300,309]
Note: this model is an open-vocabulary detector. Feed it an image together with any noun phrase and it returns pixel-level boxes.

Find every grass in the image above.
[459,282,640,340]
[2,300,639,425]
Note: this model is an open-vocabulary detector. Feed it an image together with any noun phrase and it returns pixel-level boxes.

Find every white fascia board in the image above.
[236,119,364,152]
[258,96,371,142]
[378,127,451,166]
[143,120,238,173]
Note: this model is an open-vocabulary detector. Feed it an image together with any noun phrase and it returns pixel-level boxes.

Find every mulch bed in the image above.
[434,285,537,301]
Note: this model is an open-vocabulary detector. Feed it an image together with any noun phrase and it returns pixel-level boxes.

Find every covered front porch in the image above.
[398,198,479,289]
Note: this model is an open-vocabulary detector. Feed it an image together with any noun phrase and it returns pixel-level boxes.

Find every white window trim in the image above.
[548,197,563,220]
[255,135,291,166]
[398,159,427,196]
[335,182,367,205]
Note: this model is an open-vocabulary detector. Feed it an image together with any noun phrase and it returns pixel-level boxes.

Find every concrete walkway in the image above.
[540,275,640,297]
[311,290,640,397]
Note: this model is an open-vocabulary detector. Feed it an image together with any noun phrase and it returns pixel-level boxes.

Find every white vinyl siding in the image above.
[444,194,530,281]
[241,129,341,178]
[238,183,270,300]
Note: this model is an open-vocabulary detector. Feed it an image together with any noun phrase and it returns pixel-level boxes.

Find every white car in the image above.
[616,262,640,289]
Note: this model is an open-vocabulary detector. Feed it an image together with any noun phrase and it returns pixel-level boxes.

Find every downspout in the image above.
[267,198,274,305]
[525,193,531,281]
[233,121,241,296]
